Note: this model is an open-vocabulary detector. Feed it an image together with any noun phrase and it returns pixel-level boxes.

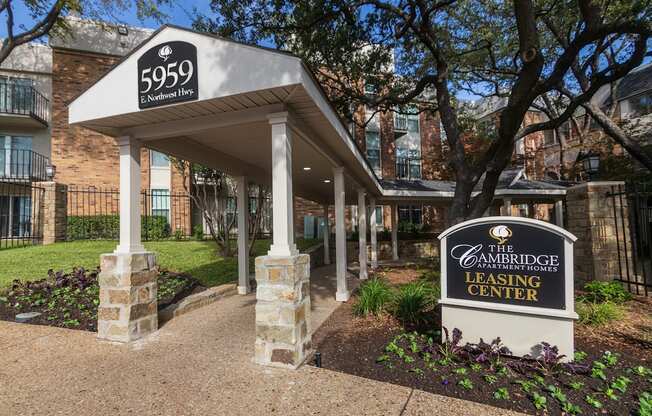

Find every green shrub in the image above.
[391,281,436,326]
[67,215,170,240]
[576,300,623,326]
[353,278,393,316]
[580,281,632,304]
[193,224,204,240]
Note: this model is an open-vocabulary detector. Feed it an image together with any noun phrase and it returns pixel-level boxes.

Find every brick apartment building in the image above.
[2,18,649,242]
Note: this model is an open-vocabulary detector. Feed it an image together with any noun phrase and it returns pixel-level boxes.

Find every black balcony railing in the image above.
[396,158,422,180]
[0,82,50,124]
[0,149,50,181]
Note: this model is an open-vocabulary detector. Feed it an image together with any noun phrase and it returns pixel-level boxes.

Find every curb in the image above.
[159,283,237,324]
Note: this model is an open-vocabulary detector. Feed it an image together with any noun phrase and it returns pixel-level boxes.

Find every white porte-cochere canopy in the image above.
[69,25,389,308]
[69,25,382,205]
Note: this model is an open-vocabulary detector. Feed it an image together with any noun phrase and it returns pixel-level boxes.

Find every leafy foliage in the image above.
[67,215,170,241]
[353,278,393,316]
[391,281,437,326]
[4,268,194,330]
[580,281,632,304]
[493,387,509,400]
[576,300,624,326]
[639,392,652,416]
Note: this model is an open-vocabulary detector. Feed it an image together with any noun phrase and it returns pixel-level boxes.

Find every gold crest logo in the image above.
[489,225,512,245]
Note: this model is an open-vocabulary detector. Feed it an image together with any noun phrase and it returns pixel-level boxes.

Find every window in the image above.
[372,206,383,226]
[365,130,382,177]
[627,91,652,117]
[559,121,572,141]
[151,189,170,219]
[398,205,422,225]
[151,150,170,167]
[0,195,32,237]
[394,107,420,134]
[0,76,33,113]
[543,129,557,146]
[0,135,32,178]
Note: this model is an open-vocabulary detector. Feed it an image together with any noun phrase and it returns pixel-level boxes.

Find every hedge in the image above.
[67,215,171,240]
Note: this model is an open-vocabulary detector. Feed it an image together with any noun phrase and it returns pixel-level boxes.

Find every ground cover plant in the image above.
[0,268,199,331]
[314,267,652,416]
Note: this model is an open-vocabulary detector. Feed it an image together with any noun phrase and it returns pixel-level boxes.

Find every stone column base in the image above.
[254,254,312,369]
[98,252,158,343]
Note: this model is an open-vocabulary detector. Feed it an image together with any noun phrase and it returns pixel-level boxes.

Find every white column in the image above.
[503,198,512,216]
[115,136,145,254]
[267,113,298,257]
[555,200,564,227]
[357,188,368,280]
[391,203,399,261]
[334,167,349,301]
[323,204,331,265]
[235,176,250,294]
[369,197,378,269]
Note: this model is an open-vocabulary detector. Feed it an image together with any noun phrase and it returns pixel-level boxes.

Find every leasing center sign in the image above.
[138,41,199,109]
[444,218,568,310]
[439,216,577,359]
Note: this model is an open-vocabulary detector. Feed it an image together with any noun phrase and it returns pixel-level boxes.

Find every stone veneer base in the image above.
[97,251,158,343]
[254,254,312,369]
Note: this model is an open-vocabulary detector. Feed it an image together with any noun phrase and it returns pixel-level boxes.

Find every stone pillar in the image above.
[391,203,399,261]
[566,181,632,284]
[357,188,368,279]
[98,136,158,343]
[369,197,378,269]
[254,112,312,369]
[334,167,349,301]
[98,252,158,342]
[322,204,331,265]
[255,254,311,369]
[36,181,68,245]
[235,176,250,294]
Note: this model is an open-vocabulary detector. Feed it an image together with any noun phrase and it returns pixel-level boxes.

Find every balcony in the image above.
[396,158,422,180]
[0,149,51,182]
[0,82,50,127]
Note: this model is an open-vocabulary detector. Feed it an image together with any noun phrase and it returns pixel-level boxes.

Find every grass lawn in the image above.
[0,238,319,288]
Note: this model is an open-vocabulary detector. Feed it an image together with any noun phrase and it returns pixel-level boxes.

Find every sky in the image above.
[0,0,212,39]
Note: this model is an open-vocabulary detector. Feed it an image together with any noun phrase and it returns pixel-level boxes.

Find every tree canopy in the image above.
[0,0,174,63]
[195,0,652,222]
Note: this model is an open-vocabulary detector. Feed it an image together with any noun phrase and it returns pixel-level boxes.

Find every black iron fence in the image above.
[67,187,192,241]
[0,81,50,124]
[608,183,652,296]
[0,180,44,249]
[0,149,50,181]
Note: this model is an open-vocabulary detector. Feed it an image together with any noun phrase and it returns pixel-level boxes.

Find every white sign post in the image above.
[439,216,578,360]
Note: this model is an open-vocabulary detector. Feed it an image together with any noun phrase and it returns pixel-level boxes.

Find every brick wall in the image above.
[420,110,445,180]
[566,182,633,285]
[380,110,396,179]
[51,49,124,188]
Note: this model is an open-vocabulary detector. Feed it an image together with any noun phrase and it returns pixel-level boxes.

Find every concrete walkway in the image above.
[0,266,523,416]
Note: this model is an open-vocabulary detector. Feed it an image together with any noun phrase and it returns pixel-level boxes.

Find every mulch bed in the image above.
[0,268,204,332]
[311,268,652,416]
